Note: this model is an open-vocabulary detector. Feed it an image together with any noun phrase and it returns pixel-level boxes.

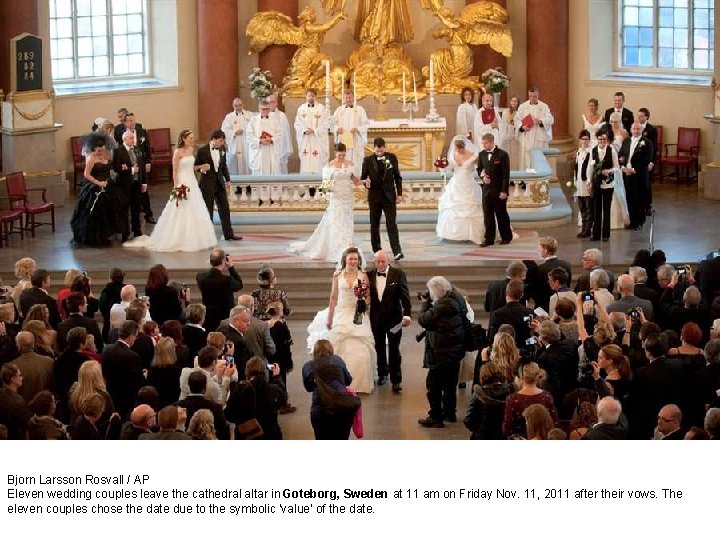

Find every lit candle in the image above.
[324,60,330,90]
[402,71,407,105]
[429,59,434,89]
[412,71,418,107]
[353,72,357,107]
[339,71,343,96]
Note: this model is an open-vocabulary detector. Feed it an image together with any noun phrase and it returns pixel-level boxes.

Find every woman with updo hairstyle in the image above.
[12,257,36,308]
[592,344,633,406]
[502,362,559,439]
[668,321,706,379]
[251,264,292,321]
[522,404,555,440]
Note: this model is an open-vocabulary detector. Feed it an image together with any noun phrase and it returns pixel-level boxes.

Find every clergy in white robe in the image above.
[473,93,508,150]
[221,97,252,175]
[247,99,282,176]
[268,94,293,174]
[294,89,330,173]
[515,87,554,170]
[456,99,478,140]
[332,91,368,177]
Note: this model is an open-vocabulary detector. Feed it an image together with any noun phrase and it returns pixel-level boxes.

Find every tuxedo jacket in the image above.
[361,152,402,203]
[477,147,510,194]
[112,144,147,188]
[367,266,411,328]
[618,136,652,176]
[57,313,103,353]
[603,107,634,133]
[101,341,145,418]
[114,122,150,158]
[535,257,573,311]
[19,287,61,329]
[196,267,243,331]
[642,123,658,159]
[194,143,231,187]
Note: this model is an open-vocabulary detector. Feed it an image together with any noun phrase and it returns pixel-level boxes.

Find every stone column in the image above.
[0,0,39,93]
[526,0,569,140]
[467,0,507,103]
[197,0,238,139]
[257,0,299,105]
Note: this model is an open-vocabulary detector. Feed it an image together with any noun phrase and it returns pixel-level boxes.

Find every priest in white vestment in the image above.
[221,97,252,175]
[515,87,554,170]
[294,89,329,173]
[332,91,368,177]
[268,94,293,174]
[247,98,283,176]
[473,92,508,150]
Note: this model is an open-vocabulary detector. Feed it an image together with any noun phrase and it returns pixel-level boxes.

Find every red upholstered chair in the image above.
[147,128,173,179]
[70,136,86,189]
[659,127,701,185]
[0,198,24,247]
[5,171,55,237]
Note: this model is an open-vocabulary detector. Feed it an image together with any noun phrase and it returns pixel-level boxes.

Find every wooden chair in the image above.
[5,171,55,237]
[147,128,172,179]
[70,136,86,189]
[652,125,663,182]
[0,193,24,247]
[659,127,701,185]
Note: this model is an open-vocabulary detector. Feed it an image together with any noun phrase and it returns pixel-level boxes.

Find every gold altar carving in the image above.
[366,119,447,172]
[246,7,346,98]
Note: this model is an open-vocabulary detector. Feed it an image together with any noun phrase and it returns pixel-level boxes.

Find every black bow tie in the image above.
[261,116,269,119]
[346,105,353,108]
[308,104,314,108]
[376,272,386,277]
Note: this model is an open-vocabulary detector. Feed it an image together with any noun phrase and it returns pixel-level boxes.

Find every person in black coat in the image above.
[196,249,243,332]
[464,361,514,440]
[115,112,155,223]
[477,133,513,246]
[183,303,208,362]
[112,130,147,240]
[57,293,103,353]
[360,137,404,258]
[603,92,634,133]
[618,122,653,230]
[54,327,93,421]
[488,280,533,348]
[535,237,573,312]
[101,321,145,420]
[19,269,61,329]
[178,371,230,440]
[536,320,580,417]
[0,363,33,439]
[637,107,657,214]
[417,276,466,427]
[366,250,411,391]
[98,268,125,344]
[194,129,240,241]
[484,261,527,313]
[583,396,628,440]
[144,264,183,326]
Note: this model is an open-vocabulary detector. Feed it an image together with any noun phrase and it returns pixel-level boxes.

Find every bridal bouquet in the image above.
[169,184,190,207]
[318,172,334,195]
[249,67,274,100]
[353,279,369,325]
[481,67,510,94]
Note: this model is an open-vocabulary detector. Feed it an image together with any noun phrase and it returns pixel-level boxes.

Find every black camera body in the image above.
[415,330,427,342]
[627,308,639,319]
[417,289,430,301]
[582,291,595,302]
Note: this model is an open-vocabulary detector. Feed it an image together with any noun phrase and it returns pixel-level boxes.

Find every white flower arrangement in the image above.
[318,173,334,195]
[249,67,274,100]
[481,67,510,94]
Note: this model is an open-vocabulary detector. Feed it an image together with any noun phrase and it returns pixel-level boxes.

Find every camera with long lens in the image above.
[417,289,430,301]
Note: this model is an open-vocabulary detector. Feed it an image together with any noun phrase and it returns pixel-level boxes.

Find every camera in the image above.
[181,283,189,291]
[523,315,534,323]
[417,289,430,301]
[222,343,229,355]
[627,308,639,319]
[525,337,537,346]
[226,356,234,366]
[582,292,594,302]
[415,329,427,342]
[676,267,687,275]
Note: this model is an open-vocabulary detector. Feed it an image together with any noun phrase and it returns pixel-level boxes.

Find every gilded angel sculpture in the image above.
[246,7,346,97]
[322,0,414,45]
[420,0,513,94]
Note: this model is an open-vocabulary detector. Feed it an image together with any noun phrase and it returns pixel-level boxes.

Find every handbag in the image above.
[314,364,361,417]
[347,387,364,439]
[234,382,264,440]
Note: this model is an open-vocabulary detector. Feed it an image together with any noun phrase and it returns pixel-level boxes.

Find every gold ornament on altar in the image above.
[420,0,513,94]
[246,6,346,98]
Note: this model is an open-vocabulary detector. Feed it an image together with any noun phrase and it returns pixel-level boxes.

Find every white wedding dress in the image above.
[436,150,485,244]
[306,270,377,394]
[123,155,218,252]
[289,166,355,263]
[610,137,631,230]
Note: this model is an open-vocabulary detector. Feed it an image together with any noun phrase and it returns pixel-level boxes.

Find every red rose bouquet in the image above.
[169,184,190,207]
[353,279,369,325]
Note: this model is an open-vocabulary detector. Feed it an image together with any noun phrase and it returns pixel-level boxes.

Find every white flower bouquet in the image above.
[481,67,510,94]
[249,67,274,100]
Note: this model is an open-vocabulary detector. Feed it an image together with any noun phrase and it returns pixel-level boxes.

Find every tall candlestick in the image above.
[324,60,330,89]
[339,71,344,96]
[429,59,434,89]
[353,72,357,107]
[412,71,418,107]
[402,71,406,105]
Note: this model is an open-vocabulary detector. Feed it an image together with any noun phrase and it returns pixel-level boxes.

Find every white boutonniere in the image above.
[140,136,146,144]
[638,140,645,148]
[381,156,392,170]
[219,148,226,159]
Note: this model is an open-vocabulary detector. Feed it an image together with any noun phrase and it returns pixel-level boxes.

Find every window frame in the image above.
[49,0,150,84]
[616,0,714,75]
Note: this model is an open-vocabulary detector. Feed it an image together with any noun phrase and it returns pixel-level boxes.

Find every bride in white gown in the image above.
[289,143,360,263]
[436,135,485,244]
[123,129,217,252]
[306,247,377,394]
[607,115,631,230]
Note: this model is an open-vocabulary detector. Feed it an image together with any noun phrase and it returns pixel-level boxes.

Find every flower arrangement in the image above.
[481,67,510,94]
[248,67,274,100]
[434,156,449,169]
[379,155,393,170]
[352,279,369,325]
[169,184,190,207]
[318,172,334,195]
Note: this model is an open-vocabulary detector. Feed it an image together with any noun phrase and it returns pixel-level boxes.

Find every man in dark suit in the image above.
[637,107,657,215]
[629,266,659,308]
[113,107,129,144]
[695,252,720,306]
[360,137,404,259]
[57,293,103,353]
[583,397,628,440]
[366,250,412,392]
[102,321,145,420]
[603,91,634,133]
[478,133,512,247]
[574,248,616,294]
[535,236,573,312]
[606,274,655,321]
[117,112,155,223]
[0,363,33,440]
[19,269,60,329]
[618,122,653,230]
[196,249,243,332]
[138,406,191,440]
[178,371,230,440]
[194,129,241,241]
[112,130,146,241]
[484,260,527,313]
[488,280,533,348]
[217,306,253,377]
[183,303,208,362]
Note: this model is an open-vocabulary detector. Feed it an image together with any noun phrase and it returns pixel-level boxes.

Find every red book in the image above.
[481,108,496,125]
[521,114,535,129]
[260,131,273,140]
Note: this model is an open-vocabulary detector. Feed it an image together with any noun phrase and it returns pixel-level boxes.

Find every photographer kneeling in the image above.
[417,276,466,428]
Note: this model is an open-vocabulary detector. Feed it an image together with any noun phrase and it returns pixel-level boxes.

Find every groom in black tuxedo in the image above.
[603,91,634,133]
[194,130,241,241]
[478,133,513,247]
[112,130,146,241]
[367,250,412,392]
[618,122,653,230]
[361,137,404,260]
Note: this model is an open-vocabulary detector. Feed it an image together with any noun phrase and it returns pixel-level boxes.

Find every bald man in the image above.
[606,273,654,321]
[655,404,684,440]
[120,404,156,440]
